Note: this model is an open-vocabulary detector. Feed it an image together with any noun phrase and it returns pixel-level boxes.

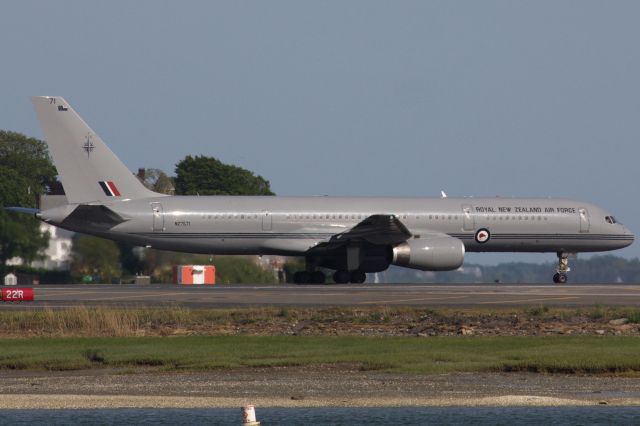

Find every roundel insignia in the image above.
[475,228,491,244]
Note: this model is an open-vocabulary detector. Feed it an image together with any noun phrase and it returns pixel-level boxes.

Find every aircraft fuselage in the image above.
[44,196,633,256]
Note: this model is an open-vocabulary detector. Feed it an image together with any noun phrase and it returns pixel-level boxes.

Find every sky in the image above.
[1,1,639,265]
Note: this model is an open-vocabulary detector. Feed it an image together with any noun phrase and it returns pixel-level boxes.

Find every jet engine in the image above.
[392,235,465,271]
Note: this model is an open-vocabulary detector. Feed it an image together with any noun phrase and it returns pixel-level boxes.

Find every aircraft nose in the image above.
[621,226,634,247]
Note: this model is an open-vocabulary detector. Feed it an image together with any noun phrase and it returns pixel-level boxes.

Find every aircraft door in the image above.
[462,204,474,231]
[151,202,164,232]
[262,211,272,231]
[578,207,590,233]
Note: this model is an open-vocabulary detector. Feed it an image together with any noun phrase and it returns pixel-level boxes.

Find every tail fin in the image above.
[31,96,158,204]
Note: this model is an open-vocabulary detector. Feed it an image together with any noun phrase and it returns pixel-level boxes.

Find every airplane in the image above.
[9,96,634,284]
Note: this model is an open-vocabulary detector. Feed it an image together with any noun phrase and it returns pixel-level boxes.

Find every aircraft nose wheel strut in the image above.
[553,252,570,284]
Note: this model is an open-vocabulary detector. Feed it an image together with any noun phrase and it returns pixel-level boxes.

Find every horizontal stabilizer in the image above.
[60,204,127,231]
[4,207,40,215]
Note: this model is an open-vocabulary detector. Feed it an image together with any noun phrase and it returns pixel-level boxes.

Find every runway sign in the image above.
[1,287,34,302]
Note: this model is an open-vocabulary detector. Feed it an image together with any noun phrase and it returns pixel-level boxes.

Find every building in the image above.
[6,222,73,271]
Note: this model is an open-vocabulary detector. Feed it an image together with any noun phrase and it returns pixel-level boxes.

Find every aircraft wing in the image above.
[260,215,412,255]
[305,214,412,256]
[329,214,412,245]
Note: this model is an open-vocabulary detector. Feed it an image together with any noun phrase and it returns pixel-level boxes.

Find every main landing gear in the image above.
[553,252,570,284]
[292,268,367,284]
[332,270,366,284]
[292,269,367,284]
[293,270,326,284]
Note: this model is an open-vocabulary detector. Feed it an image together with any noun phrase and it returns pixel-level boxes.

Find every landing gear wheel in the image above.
[553,252,571,284]
[333,270,350,284]
[311,271,326,284]
[293,271,310,285]
[553,273,568,284]
[350,270,366,284]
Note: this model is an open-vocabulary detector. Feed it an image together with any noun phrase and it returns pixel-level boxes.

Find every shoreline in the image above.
[1,394,636,409]
[2,368,640,409]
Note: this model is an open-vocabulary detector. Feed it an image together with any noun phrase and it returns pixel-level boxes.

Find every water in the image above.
[0,407,639,425]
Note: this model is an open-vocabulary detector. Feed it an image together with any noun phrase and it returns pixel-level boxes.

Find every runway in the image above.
[4,283,640,308]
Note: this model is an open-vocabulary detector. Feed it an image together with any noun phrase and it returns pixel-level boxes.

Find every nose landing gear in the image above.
[553,252,570,284]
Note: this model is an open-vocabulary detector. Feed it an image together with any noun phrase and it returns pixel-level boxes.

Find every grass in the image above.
[0,307,639,375]
[0,335,639,375]
[0,305,639,337]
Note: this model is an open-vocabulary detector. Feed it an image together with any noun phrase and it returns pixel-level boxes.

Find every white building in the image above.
[6,223,73,271]
[32,223,73,270]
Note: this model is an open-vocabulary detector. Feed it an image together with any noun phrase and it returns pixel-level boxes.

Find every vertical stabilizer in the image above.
[31,96,158,204]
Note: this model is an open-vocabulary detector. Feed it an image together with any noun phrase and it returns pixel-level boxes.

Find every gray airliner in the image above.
[13,96,634,284]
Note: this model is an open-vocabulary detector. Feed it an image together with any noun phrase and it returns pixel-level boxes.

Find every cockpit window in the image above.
[605,216,618,224]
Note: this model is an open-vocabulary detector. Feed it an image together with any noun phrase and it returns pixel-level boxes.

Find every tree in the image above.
[174,155,274,196]
[70,236,121,283]
[206,256,276,284]
[0,131,57,193]
[0,167,49,267]
[0,131,57,270]
[139,168,175,195]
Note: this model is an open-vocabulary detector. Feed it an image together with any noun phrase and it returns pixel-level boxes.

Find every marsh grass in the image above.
[0,335,638,375]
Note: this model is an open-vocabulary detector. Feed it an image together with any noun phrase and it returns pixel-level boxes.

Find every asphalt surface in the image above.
[2,283,640,308]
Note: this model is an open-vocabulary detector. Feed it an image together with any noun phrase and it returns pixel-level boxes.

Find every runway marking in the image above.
[292,293,349,296]
[358,295,469,305]
[86,292,188,301]
[478,296,580,305]
[37,291,109,298]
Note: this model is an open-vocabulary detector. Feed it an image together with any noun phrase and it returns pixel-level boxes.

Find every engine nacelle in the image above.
[392,236,465,271]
